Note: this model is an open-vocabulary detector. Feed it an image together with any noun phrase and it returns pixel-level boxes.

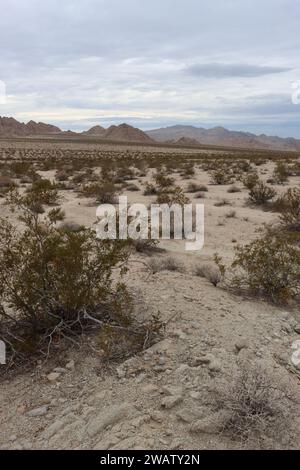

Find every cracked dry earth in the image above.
[1,262,300,450]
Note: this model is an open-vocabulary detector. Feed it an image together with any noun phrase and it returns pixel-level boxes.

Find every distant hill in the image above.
[103,123,153,143]
[0,117,61,137]
[1,116,300,151]
[173,136,202,146]
[82,125,106,136]
[147,125,300,151]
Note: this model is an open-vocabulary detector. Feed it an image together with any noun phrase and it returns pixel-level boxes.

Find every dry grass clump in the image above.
[148,256,185,274]
[186,182,207,193]
[195,263,222,286]
[211,365,297,448]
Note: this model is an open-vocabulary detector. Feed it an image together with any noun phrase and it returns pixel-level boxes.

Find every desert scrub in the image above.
[277,188,300,232]
[0,195,134,368]
[209,168,232,185]
[143,183,157,196]
[211,365,296,448]
[25,178,59,206]
[228,235,300,303]
[273,161,289,184]
[195,263,222,286]
[81,181,118,204]
[148,256,185,274]
[242,172,259,190]
[248,182,276,205]
[156,187,190,206]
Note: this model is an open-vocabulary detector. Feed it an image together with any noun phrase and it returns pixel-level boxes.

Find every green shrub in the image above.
[273,162,289,184]
[0,198,132,366]
[242,172,259,190]
[26,178,59,206]
[230,235,300,302]
[210,169,232,185]
[277,188,300,232]
[82,181,118,204]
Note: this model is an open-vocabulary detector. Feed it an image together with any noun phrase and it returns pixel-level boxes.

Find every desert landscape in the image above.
[1,0,299,458]
[1,132,300,450]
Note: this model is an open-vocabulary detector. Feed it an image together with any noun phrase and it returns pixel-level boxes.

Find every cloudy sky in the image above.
[0,0,299,137]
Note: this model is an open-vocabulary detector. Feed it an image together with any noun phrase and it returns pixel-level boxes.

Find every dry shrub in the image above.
[148,256,185,274]
[143,183,157,196]
[98,314,164,362]
[195,263,222,286]
[186,182,205,193]
[227,185,241,193]
[248,182,276,205]
[212,365,296,448]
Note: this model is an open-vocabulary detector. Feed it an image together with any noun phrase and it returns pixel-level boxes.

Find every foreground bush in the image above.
[229,235,300,302]
[0,197,133,367]
[211,365,296,448]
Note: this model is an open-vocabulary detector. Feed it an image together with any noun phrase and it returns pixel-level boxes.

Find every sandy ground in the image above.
[1,142,300,450]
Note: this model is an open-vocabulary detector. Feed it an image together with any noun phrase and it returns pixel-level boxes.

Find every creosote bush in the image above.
[228,235,300,303]
[0,194,133,368]
[248,182,276,205]
[277,188,300,232]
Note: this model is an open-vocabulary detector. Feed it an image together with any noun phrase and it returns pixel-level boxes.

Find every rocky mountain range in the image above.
[1,116,300,151]
[146,125,300,151]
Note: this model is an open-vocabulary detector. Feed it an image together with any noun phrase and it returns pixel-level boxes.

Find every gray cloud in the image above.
[185,63,291,78]
[0,0,299,137]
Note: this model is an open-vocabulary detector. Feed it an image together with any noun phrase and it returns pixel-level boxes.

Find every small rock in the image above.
[161,395,183,410]
[47,372,61,382]
[151,411,164,423]
[87,404,136,437]
[294,324,300,335]
[208,359,222,372]
[235,339,249,353]
[162,385,183,397]
[27,405,48,417]
[65,360,75,370]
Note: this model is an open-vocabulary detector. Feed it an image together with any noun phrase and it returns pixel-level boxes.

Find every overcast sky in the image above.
[0,0,299,137]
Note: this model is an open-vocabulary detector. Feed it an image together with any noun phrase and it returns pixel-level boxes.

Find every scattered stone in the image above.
[235,339,249,352]
[87,404,136,437]
[151,411,165,423]
[294,324,300,335]
[161,395,183,410]
[27,405,49,417]
[190,410,231,434]
[142,384,159,394]
[162,385,183,397]
[47,372,61,382]
[66,360,75,370]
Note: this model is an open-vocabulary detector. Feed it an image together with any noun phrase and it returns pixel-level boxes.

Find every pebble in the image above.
[27,405,49,417]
